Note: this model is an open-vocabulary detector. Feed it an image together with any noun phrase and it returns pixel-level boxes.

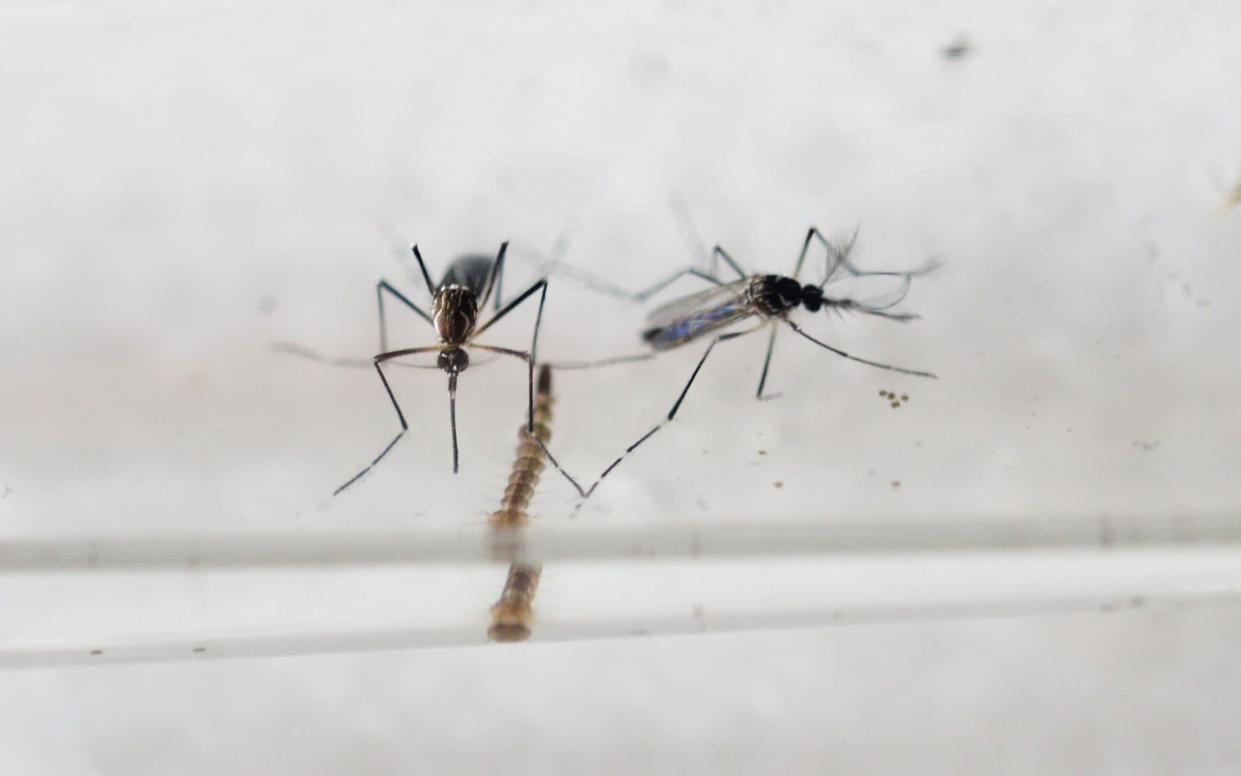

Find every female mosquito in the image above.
[553,226,938,503]
[335,241,560,496]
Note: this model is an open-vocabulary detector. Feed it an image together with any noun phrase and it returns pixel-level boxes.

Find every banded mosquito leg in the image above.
[575,329,751,508]
[376,279,431,352]
[333,345,443,496]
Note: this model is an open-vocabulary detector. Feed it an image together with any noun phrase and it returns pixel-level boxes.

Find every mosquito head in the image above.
[438,347,470,375]
[800,284,825,313]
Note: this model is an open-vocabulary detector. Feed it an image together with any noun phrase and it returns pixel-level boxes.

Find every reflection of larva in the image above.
[488,364,554,642]
[488,564,542,643]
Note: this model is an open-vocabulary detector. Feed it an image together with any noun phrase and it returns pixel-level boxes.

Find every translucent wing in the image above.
[641,280,756,351]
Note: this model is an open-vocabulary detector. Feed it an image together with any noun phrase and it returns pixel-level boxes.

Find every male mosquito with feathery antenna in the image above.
[550,225,939,506]
[334,241,571,496]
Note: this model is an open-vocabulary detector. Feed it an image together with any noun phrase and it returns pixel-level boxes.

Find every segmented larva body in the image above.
[488,365,554,642]
[487,563,542,643]
[489,365,554,528]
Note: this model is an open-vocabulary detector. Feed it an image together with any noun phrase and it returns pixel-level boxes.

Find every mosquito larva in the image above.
[490,365,554,528]
[488,364,555,642]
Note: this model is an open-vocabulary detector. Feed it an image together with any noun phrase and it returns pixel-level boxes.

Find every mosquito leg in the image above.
[535,260,723,303]
[376,279,432,352]
[545,352,658,370]
[574,330,750,510]
[472,278,546,340]
[631,267,723,302]
[479,242,510,312]
[802,225,938,288]
[791,226,824,281]
[710,245,749,281]
[755,324,783,401]
[410,244,437,297]
[272,341,373,369]
[474,280,550,432]
[784,320,938,379]
[333,345,443,495]
[472,343,589,499]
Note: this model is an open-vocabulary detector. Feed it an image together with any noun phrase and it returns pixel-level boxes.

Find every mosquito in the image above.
[553,226,939,504]
[335,241,561,496]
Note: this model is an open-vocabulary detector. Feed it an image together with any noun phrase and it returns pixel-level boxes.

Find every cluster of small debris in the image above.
[879,389,910,408]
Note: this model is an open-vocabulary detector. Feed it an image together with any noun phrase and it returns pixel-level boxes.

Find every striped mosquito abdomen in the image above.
[490,365,554,528]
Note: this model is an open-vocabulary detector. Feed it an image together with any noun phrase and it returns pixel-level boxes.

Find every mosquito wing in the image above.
[641,279,756,351]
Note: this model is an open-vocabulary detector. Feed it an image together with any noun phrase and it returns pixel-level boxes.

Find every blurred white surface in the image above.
[2,0,1241,772]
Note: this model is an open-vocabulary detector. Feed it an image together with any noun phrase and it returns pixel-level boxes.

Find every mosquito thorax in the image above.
[438,347,470,374]
[751,275,805,316]
[433,286,478,345]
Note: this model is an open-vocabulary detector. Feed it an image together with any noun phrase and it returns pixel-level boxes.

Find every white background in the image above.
[2,0,1241,772]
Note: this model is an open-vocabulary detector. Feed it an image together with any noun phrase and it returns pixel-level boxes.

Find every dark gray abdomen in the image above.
[439,254,495,297]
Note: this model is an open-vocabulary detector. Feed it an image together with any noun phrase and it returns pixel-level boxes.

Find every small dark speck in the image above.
[192,646,207,654]
[90,649,103,656]
[1,485,10,499]
[758,449,767,456]
[942,37,971,59]
[891,480,901,489]
[773,480,784,489]
[258,295,276,315]
[914,441,923,448]
[1132,440,1161,452]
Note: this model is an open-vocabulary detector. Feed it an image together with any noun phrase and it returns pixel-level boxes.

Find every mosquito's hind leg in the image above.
[573,330,750,510]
